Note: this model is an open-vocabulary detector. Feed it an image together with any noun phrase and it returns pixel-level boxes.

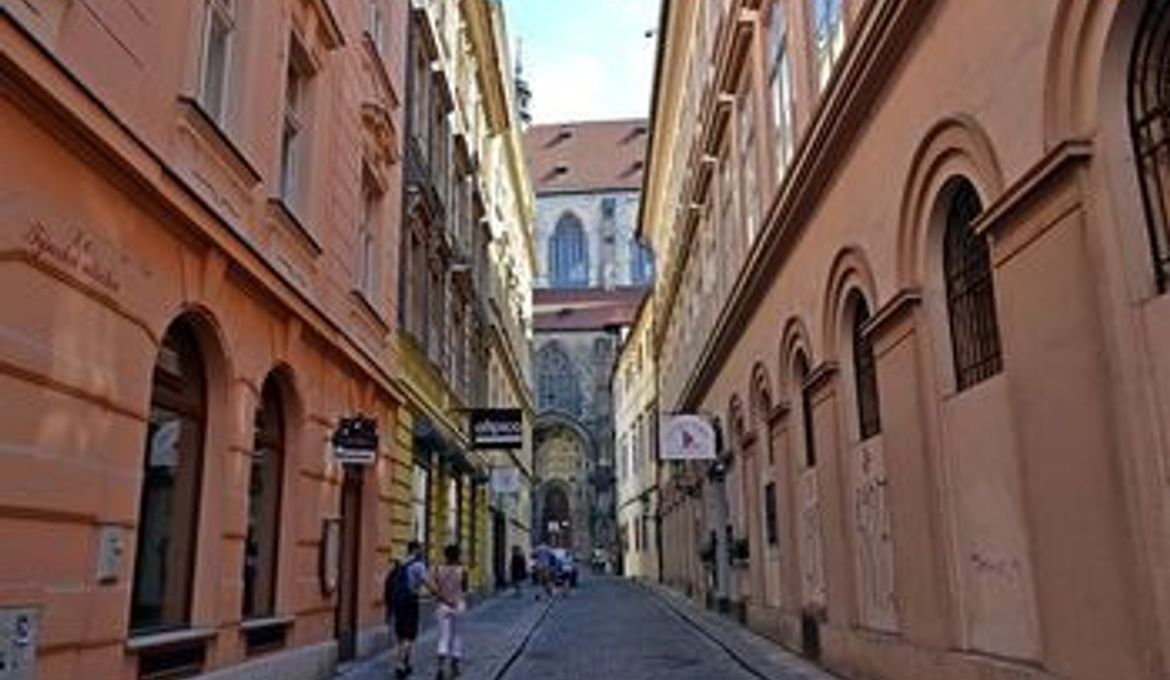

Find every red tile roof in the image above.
[534,300,643,331]
[523,119,649,194]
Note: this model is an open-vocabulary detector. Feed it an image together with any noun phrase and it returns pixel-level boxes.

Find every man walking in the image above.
[384,541,434,679]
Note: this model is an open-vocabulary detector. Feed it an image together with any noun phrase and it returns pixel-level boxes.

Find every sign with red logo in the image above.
[660,414,718,460]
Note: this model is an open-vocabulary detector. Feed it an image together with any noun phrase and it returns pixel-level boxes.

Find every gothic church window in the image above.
[536,343,583,415]
[549,212,589,288]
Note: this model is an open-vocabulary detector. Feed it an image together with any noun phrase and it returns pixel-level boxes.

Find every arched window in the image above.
[536,343,582,415]
[795,351,816,468]
[850,293,881,439]
[1130,0,1170,291]
[131,319,208,633]
[943,179,1002,391]
[631,240,654,285]
[548,213,588,288]
[243,374,286,619]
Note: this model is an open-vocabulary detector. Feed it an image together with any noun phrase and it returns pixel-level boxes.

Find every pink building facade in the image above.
[646,1,1170,679]
[1,1,410,678]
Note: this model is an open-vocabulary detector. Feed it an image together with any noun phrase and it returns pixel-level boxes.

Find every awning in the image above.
[412,414,476,475]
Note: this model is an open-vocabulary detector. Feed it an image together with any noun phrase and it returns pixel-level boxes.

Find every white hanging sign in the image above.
[659,414,718,460]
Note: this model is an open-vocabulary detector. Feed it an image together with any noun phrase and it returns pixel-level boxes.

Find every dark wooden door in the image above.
[336,467,363,661]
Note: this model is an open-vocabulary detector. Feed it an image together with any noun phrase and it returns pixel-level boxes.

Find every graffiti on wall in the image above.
[852,443,899,632]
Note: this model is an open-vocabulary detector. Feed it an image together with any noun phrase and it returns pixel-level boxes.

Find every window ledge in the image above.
[350,288,391,334]
[177,96,263,185]
[362,33,400,110]
[240,615,295,633]
[267,198,323,256]
[125,627,216,653]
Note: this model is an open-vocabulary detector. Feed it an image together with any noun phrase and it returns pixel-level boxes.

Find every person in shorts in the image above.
[385,541,438,679]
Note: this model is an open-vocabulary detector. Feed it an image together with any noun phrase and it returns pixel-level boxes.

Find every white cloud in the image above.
[528,53,607,123]
[506,0,659,123]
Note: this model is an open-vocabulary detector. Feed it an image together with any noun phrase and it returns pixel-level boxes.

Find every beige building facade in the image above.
[613,300,659,580]
[644,1,1170,679]
[392,0,534,593]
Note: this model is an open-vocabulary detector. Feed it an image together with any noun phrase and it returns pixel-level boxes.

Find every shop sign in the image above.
[469,409,523,449]
[660,414,718,460]
[332,415,378,465]
[490,467,522,494]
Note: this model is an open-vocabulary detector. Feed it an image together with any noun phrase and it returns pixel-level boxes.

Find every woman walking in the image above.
[434,544,468,679]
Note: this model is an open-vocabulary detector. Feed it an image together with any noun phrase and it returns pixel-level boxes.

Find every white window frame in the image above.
[770,3,796,180]
[199,0,235,125]
[367,0,387,56]
[280,37,312,208]
[811,0,846,91]
[357,168,381,301]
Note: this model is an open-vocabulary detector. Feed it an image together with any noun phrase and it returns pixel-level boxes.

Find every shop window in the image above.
[943,180,1002,391]
[412,465,430,548]
[243,375,285,620]
[130,320,207,633]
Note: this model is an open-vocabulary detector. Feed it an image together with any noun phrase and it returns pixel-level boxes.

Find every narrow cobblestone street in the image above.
[340,578,836,680]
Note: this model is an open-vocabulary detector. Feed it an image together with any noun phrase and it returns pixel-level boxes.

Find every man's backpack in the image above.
[385,558,417,617]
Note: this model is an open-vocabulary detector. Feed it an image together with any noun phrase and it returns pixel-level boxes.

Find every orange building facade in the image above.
[644,1,1170,679]
[1,0,411,678]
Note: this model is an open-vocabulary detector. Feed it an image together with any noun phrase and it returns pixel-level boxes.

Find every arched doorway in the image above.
[542,485,572,548]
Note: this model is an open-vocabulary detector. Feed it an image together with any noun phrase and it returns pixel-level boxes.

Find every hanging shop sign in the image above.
[469,408,523,449]
[660,414,719,460]
[490,467,522,494]
[332,415,379,465]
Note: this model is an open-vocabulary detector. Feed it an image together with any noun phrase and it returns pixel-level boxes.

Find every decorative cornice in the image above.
[862,287,921,340]
[176,96,262,185]
[974,138,1092,238]
[674,0,934,411]
[803,361,839,394]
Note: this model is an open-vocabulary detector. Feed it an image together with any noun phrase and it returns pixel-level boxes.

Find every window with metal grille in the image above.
[851,295,881,439]
[796,353,816,467]
[764,482,779,545]
[944,180,1002,391]
[1130,0,1170,292]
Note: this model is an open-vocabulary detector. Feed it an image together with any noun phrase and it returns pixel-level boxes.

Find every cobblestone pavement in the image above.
[338,577,838,680]
[498,578,839,680]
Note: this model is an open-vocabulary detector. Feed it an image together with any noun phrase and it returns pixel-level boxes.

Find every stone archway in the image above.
[532,416,595,558]
[542,484,573,548]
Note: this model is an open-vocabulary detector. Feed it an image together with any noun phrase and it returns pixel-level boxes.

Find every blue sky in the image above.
[501,0,661,124]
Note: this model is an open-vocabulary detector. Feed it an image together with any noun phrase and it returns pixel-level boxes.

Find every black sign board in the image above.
[332,415,379,465]
[469,409,523,449]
